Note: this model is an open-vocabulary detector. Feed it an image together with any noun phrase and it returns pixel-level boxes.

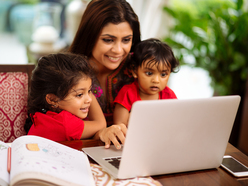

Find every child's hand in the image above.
[99,124,127,149]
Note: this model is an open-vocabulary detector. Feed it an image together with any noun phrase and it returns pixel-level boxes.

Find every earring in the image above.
[133,74,137,78]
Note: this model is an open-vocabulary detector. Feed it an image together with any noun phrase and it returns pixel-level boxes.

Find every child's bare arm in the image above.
[94,123,127,149]
[81,95,106,139]
[93,103,129,149]
[113,103,130,126]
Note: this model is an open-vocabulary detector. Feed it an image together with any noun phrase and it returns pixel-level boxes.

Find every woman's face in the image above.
[91,22,133,73]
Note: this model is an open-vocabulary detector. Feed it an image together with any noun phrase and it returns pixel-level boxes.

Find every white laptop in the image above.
[82,95,240,179]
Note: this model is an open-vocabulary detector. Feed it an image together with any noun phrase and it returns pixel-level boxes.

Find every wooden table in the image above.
[60,140,248,186]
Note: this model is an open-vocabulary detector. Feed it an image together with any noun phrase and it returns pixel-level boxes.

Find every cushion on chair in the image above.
[0,72,28,142]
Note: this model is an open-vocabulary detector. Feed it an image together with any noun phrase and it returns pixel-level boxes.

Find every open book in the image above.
[0,135,95,186]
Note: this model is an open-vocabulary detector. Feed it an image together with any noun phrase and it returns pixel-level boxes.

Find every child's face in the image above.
[57,77,92,119]
[134,60,171,97]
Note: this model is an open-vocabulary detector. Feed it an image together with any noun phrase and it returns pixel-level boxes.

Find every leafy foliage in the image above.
[164,0,248,96]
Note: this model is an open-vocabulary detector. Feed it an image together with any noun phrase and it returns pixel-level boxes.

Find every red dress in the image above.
[28,110,84,142]
[114,81,177,111]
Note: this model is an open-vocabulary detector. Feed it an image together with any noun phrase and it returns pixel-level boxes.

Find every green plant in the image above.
[163,0,248,96]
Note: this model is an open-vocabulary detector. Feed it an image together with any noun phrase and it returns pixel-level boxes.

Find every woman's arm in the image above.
[81,94,106,139]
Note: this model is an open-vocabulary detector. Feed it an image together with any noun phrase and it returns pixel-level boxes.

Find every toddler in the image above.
[113,38,179,126]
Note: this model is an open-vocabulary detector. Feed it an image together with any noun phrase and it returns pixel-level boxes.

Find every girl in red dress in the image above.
[25,53,106,141]
[113,38,180,126]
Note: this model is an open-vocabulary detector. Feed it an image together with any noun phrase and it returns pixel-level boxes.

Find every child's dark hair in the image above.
[130,38,179,72]
[24,52,94,133]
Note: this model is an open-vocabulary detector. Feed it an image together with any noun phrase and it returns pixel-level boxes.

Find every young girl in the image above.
[24,53,106,141]
[113,38,180,126]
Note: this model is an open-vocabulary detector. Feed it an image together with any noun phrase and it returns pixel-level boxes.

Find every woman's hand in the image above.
[96,124,127,149]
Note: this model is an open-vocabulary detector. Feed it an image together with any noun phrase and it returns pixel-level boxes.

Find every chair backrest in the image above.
[0,64,35,142]
[238,78,248,155]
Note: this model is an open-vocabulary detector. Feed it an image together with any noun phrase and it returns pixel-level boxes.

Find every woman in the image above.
[69,0,141,149]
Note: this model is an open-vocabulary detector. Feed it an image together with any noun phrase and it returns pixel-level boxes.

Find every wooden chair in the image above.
[0,64,35,142]
[238,78,248,156]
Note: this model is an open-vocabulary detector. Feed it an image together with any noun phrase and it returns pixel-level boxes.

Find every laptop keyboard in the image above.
[104,157,122,169]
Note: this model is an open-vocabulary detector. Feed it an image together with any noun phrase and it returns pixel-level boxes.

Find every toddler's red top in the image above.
[114,81,177,111]
[28,110,84,141]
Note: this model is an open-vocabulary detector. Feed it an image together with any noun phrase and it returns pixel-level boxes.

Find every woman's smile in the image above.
[91,22,133,71]
[107,55,122,62]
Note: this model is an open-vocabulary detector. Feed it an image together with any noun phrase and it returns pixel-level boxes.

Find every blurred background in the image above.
[0,0,216,100]
[0,0,248,151]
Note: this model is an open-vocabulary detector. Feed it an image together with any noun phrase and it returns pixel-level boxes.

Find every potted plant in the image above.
[163,0,248,146]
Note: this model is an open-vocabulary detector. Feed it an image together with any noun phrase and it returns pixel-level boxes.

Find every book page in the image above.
[0,141,10,186]
[10,135,95,186]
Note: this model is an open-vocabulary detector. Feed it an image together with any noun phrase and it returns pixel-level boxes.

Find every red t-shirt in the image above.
[114,81,177,111]
[28,110,84,142]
